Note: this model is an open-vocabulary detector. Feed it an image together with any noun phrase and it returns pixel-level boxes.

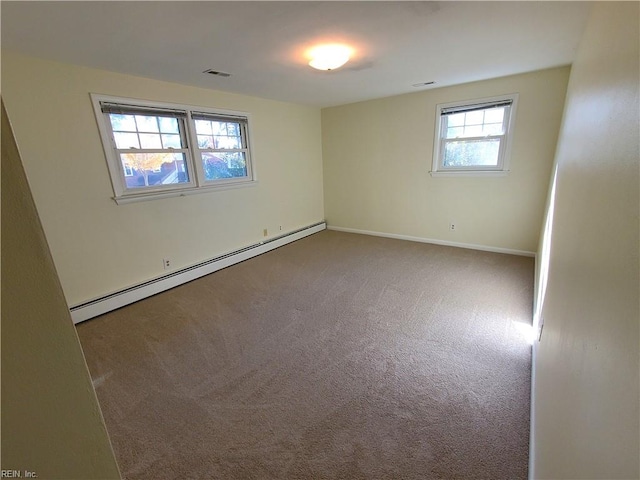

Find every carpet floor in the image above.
[77,230,533,479]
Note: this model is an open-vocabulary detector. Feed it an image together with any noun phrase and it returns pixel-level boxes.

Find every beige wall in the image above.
[1,52,324,306]
[1,102,121,479]
[322,67,570,254]
[532,3,639,479]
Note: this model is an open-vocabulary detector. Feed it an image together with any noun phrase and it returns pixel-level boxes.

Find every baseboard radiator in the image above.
[70,221,326,324]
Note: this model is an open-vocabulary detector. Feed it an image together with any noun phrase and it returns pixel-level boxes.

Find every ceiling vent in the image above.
[203,69,231,77]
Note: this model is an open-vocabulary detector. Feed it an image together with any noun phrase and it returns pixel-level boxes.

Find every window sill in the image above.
[113,180,258,205]
[429,170,510,178]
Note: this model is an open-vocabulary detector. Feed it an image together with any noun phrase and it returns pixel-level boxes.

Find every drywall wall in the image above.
[532,3,639,478]
[1,52,324,307]
[1,102,121,479]
[322,67,570,254]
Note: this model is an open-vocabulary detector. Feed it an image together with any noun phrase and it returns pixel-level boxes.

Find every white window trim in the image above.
[430,93,518,177]
[187,110,254,189]
[91,94,257,204]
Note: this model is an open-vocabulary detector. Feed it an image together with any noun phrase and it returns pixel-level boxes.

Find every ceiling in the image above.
[1,1,591,108]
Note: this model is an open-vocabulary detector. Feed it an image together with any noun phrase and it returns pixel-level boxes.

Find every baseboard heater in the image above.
[70,221,326,324]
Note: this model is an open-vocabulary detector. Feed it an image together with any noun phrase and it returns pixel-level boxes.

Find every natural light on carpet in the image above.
[513,321,536,345]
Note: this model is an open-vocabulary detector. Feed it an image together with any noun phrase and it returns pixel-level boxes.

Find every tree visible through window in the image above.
[432,94,518,175]
[193,115,249,181]
[107,111,189,188]
[92,95,255,203]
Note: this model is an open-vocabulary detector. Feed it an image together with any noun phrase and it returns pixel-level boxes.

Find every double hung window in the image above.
[92,94,255,203]
[192,112,250,183]
[432,94,518,176]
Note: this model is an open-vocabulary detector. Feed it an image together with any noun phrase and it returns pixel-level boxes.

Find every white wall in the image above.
[322,67,570,254]
[2,102,121,479]
[1,52,324,307]
[532,3,639,478]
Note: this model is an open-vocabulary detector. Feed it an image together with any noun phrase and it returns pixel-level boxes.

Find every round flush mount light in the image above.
[307,44,352,71]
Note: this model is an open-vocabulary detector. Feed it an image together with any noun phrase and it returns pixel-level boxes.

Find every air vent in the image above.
[203,69,231,77]
[412,81,435,87]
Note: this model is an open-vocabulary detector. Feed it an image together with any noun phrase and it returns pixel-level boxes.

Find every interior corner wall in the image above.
[321,67,570,254]
[0,52,324,307]
[532,2,639,479]
[1,101,121,479]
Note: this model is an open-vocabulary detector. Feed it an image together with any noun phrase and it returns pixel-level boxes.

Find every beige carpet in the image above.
[77,230,533,479]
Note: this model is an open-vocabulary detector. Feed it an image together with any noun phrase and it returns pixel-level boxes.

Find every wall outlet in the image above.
[163,258,171,270]
[279,225,283,231]
[263,229,268,237]
[449,222,456,231]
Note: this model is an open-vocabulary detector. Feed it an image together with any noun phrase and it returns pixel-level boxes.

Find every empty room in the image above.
[2,2,638,480]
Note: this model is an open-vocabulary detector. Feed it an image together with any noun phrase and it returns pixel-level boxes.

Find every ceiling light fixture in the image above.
[307,44,351,71]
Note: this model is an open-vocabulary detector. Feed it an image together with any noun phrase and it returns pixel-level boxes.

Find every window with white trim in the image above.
[91,94,255,203]
[432,94,518,176]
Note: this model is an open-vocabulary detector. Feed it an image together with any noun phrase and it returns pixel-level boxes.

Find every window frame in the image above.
[431,93,519,177]
[189,111,254,187]
[91,94,256,204]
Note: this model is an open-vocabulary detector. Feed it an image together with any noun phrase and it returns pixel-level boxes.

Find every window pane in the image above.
[195,120,212,135]
[139,133,162,149]
[120,152,190,189]
[202,152,247,180]
[465,110,484,125]
[212,122,227,136]
[483,123,503,136]
[135,115,159,133]
[113,132,140,149]
[464,125,483,137]
[443,139,500,167]
[447,113,465,127]
[109,114,136,132]
[198,135,214,148]
[446,126,464,139]
[158,117,179,134]
[226,123,240,136]
[445,106,508,139]
[214,135,242,149]
[195,120,244,149]
[484,107,505,124]
[161,134,182,148]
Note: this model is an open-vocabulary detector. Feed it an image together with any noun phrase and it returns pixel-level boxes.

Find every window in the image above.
[91,94,255,203]
[192,113,250,183]
[431,94,518,176]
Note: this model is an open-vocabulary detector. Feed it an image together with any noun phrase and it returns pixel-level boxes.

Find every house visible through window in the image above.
[91,94,255,203]
[432,94,518,176]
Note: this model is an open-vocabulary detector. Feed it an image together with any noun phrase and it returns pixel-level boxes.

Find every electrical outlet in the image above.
[279,225,283,231]
[163,258,171,270]
[449,222,456,231]
[263,229,268,237]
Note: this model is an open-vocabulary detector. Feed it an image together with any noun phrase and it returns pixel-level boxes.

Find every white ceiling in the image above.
[2,1,591,108]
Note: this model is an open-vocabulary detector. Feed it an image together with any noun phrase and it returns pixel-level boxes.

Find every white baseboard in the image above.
[70,222,326,324]
[327,225,535,257]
